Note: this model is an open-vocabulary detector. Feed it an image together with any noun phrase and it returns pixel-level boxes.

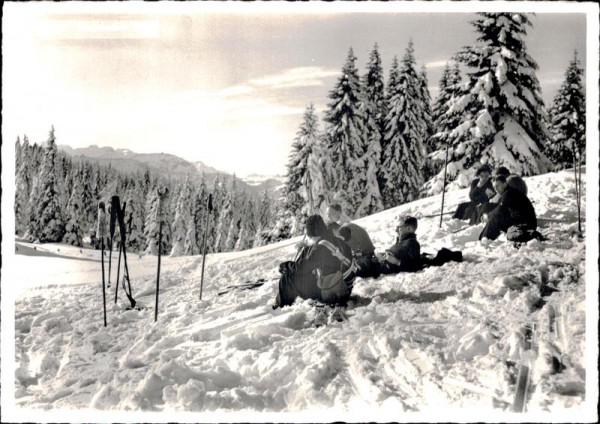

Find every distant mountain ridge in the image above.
[58,144,285,196]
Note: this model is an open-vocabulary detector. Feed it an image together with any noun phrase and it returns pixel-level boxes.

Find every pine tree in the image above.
[235,196,257,251]
[304,132,329,216]
[253,190,273,248]
[546,50,586,169]
[192,177,208,255]
[357,44,385,216]
[323,48,370,217]
[26,127,65,242]
[124,179,146,252]
[62,165,85,246]
[419,65,434,145]
[15,136,32,236]
[207,176,223,253]
[364,43,388,148]
[284,103,325,229]
[170,174,194,256]
[380,41,428,208]
[423,62,465,194]
[144,182,171,255]
[81,163,96,235]
[427,13,551,191]
[15,136,22,174]
[214,176,237,252]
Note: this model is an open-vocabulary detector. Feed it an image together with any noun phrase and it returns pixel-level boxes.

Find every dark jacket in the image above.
[385,233,422,272]
[339,223,375,256]
[469,178,495,205]
[489,186,537,230]
[291,233,354,299]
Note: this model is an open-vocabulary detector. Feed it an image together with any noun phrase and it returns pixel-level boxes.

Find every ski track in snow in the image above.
[11,169,589,419]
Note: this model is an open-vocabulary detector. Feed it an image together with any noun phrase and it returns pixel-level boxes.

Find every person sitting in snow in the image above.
[273,214,356,309]
[497,166,528,196]
[479,166,530,219]
[377,216,423,274]
[325,203,348,235]
[338,223,380,279]
[479,174,541,242]
[452,164,496,225]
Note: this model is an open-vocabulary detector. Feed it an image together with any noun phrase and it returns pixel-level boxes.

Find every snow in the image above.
[3,169,597,422]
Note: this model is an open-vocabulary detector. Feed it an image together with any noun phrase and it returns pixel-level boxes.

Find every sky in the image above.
[1,2,592,178]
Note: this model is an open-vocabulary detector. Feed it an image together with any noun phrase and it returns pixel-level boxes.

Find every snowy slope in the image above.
[6,168,597,422]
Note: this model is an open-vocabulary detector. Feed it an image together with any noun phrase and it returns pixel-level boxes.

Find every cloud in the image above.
[219,85,255,98]
[425,60,452,69]
[249,66,339,89]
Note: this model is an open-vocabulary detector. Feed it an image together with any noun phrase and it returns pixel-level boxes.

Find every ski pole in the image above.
[572,147,581,234]
[115,200,136,309]
[108,196,122,304]
[199,193,213,300]
[107,197,118,288]
[155,187,168,322]
[97,202,108,327]
[576,147,582,234]
[439,137,451,228]
[114,242,123,304]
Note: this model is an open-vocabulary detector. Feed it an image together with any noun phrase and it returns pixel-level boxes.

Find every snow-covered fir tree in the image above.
[418,66,435,180]
[268,199,295,244]
[285,104,316,221]
[304,133,329,216]
[380,41,428,208]
[235,196,257,251]
[224,179,245,251]
[62,165,85,246]
[15,136,22,174]
[26,127,66,242]
[193,178,211,255]
[418,65,434,146]
[253,190,273,248]
[144,183,171,255]
[323,48,370,217]
[546,50,586,169]
[206,176,223,254]
[124,179,146,252]
[356,44,385,216]
[80,163,96,235]
[15,136,32,236]
[423,62,465,191]
[284,103,327,231]
[427,13,551,192]
[170,174,194,256]
[214,176,237,252]
[363,43,388,150]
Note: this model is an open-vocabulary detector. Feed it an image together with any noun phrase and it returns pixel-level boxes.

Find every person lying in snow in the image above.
[273,214,357,309]
[479,174,542,242]
[453,164,496,225]
[338,223,380,279]
[377,215,463,274]
[377,216,423,274]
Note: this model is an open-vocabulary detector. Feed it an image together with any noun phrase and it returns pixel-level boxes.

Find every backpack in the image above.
[421,248,463,267]
[506,225,545,243]
[314,239,357,304]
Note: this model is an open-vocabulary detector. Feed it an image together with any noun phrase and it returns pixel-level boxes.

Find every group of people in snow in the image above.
[272,164,542,311]
[453,164,541,243]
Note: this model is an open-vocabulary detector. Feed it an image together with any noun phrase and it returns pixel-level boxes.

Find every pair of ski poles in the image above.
[98,196,136,327]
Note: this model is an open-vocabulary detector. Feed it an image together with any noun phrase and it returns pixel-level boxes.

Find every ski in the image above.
[511,323,537,413]
[218,278,268,296]
[113,198,137,309]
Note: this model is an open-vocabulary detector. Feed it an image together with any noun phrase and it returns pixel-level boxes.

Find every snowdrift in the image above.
[6,168,597,422]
